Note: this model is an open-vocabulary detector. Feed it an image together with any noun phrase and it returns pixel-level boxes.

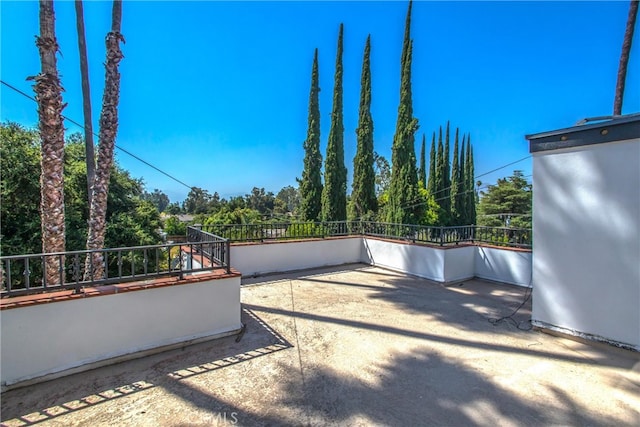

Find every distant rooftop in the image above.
[526,112,640,152]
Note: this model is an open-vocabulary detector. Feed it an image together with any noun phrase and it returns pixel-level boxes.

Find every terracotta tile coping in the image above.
[0,268,240,311]
[231,235,532,253]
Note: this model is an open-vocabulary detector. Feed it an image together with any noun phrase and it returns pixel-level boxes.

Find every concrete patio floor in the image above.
[1,263,639,426]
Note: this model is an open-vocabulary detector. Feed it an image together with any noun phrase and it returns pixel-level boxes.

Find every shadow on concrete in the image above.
[0,308,291,425]
[281,263,533,334]
[276,350,628,426]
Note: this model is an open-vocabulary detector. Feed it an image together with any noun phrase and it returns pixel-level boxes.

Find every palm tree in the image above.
[614,0,638,116]
[74,0,96,205]
[32,0,66,285]
[85,0,124,280]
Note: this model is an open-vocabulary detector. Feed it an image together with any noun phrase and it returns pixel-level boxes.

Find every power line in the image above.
[1,79,193,190]
[399,156,532,210]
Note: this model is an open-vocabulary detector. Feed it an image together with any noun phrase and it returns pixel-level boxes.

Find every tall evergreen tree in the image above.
[427,132,436,195]
[450,127,461,224]
[458,134,467,224]
[298,49,323,221]
[386,1,420,224]
[465,137,477,224]
[351,34,377,220]
[418,134,426,187]
[322,23,347,222]
[435,126,444,203]
[441,121,451,221]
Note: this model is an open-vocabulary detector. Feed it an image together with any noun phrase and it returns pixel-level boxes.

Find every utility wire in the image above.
[397,156,532,211]
[1,79,193,190]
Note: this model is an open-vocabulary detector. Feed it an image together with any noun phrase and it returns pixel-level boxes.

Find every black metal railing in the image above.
[2,222,528,298]
[193,221,531,248]
[1,231,230,298]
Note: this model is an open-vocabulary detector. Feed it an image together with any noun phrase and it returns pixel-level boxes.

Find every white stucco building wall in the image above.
[527,115,640,350]
[1,274,242,389]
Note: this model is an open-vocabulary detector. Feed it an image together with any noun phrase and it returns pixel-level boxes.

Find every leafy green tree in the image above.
[164,215,187,236]
[142,189,170,212]
[299,48,323,221]
[275,185,300,215]
[204,207,261,225]
[183,187,212,214]
[418,134,426,188]
[373,152,391,197]
[227,195,247,211]
[478,170,531,228]
[350,34,377,221]
[245,187,275,216]
[322,23,347,222]
[0,123,42,256]
[386,1,421,225]
[165,202,182,215]
[0,124,161,256]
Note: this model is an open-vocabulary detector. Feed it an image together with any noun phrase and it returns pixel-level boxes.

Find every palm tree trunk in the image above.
[614,0,638,116]
[74,0,96,206]
[84,0,124,280]
[33,0,66,285]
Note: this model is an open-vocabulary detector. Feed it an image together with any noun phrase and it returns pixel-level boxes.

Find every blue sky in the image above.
[1,1,638,204]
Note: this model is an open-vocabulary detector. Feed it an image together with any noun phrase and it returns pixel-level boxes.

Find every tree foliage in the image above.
[478,170,531,228]
[142,189,170,213]
[299,48,323,221]
[183,187,212,214]
[275,185,300,215]
[418,134,426,188]
[322,23,347,222]
[0,123,162,256]
[426,133,436,196]
[0,123,42,256]
[386,1,422,225]
[425,124,476,226]
[350,34,377,221]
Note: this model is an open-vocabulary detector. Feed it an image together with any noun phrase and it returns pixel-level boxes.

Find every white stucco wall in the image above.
[532,137,640,350]
[363,238,447,282]
[230,237,364,277]
[1,275,241,388]
[475,246,532,287]
[443,246,476,283]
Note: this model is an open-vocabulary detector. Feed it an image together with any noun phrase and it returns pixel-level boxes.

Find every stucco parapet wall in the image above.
[230,235,358,246]
[0,268,241,311]
[356,235,532,253]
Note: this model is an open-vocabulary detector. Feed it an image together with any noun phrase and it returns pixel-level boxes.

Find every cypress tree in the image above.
[441,121,451,221]
[351,34,377,220]
[322,23,347,222]
[435,126,444,203]
[386,1,421,224]
[427,132,436,195]
[465,137,477,224]
[299,49,323,221]
[419,134,426,188]
[458,134,467,224]
[450,127,460,225]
